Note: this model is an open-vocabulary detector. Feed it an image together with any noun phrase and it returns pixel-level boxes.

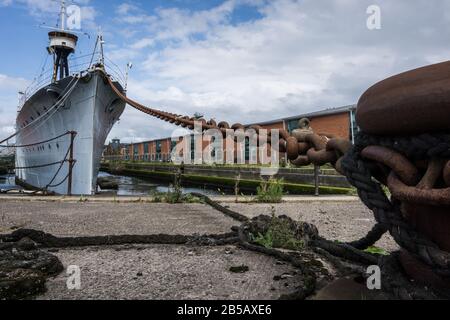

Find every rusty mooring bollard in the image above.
[352,61,450,292]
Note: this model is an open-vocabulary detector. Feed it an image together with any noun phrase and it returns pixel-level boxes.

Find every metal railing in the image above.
[19,51,127,111]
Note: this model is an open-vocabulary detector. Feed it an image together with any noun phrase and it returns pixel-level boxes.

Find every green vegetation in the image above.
[234,173,241,203]
[149,191,202,204]
[250,213,305,251]
[256,178,285,203]
[364,246,389,256]
[105,167,353,195]
[148,170,203,204]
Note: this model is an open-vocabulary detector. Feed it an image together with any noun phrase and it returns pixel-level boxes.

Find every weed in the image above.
[250,214,304,251]
[256,178,284,203]
[234,172,241,203]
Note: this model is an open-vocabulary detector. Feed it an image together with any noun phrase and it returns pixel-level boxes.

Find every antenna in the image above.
[100,35,105,66]
[60,0,66,31]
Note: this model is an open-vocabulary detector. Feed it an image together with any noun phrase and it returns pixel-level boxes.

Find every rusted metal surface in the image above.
[387,173,450,206]
[401,203,450,252]
[361,146,420,186]
[399,250,450,290]
[444,161,450,187]
[356,61,450,135]
[417,159,446,190]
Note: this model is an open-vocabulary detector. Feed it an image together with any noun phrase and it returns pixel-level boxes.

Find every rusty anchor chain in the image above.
[106,69,353,170]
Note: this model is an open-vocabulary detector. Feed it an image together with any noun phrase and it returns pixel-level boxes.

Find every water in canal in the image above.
[0,172,220,196]
[97,172,221,196]
[0,174,21,192]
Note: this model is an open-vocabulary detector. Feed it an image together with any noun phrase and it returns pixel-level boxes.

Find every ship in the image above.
[15,1,126,195]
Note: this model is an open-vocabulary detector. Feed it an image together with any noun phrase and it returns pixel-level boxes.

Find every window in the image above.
[171,141,177,154]
[245,137,250,162]
[349,110,359,142]
[287,119,300,133]
[156,141,162,154]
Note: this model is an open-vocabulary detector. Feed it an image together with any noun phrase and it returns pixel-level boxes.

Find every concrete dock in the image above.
[0,196,396,300]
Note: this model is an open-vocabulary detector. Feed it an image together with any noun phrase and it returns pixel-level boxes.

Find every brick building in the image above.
[105,105,357,163]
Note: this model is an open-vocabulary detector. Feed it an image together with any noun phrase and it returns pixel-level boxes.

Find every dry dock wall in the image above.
[100,162,352,195]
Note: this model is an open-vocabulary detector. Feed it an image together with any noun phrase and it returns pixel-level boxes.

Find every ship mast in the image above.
[60,0,66,31]
[47,0,78,82]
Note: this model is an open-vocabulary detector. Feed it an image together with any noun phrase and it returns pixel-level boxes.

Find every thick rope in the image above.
[342,139,450,276]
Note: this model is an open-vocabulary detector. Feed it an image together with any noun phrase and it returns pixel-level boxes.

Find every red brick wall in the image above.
[310,113,350,139]
[124,112,351,162]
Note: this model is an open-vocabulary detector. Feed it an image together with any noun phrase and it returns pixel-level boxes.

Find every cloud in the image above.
[2,0,450,145]
[116,3,140,16]
[108,0,450,143]
[3,0,97,30]
[130,38,154,50]
[0,0,13,7]
[0,74,29,140]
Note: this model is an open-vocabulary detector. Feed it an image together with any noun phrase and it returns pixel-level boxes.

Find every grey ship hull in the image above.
[15,70,125,195]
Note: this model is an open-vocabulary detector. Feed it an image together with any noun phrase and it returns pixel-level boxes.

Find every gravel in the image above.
[0,201,237,237]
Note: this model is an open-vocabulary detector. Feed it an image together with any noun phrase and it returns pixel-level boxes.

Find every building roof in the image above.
[246,104,356,127]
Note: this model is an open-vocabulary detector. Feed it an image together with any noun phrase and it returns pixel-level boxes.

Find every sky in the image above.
[0,0,449,143]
